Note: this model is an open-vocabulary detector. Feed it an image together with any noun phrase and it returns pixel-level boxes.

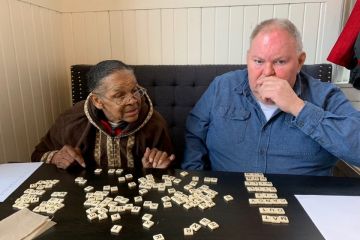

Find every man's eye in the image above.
[254,59,263,65]
[275,60,286,65]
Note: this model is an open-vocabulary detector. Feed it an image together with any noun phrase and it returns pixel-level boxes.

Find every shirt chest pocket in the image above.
[211,106,251,144]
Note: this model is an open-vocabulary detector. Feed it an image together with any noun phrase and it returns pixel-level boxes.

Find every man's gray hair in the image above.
[250,18,303,52]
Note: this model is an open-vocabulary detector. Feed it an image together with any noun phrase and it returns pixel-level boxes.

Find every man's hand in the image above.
[51,145,86,169]
[256,76,305,116]
[142,147,175,169]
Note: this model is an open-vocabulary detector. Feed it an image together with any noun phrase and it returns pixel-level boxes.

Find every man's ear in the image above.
[297,52,306,72]
[91,94,104,110]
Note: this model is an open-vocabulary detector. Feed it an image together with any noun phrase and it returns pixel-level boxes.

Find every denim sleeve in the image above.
[292,87,360,166]
[181,78,218,170]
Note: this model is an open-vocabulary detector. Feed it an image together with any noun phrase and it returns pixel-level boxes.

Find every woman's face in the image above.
[92,70,141,123]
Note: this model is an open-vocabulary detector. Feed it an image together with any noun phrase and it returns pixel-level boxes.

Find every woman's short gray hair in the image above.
[250,18,303,52]
[87,60,134,92]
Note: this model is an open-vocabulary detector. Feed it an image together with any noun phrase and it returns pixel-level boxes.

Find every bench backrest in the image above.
[71,64,332,161]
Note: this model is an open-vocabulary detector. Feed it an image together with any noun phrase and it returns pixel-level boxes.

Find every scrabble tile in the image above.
[190,222,201,232]
[128,182,137,189]
[110,186,118,193]
[204,177,211,183]
[110,224,122,234]
[249,198,288,205]
[78,179,87,185]
[173,179,181,185]
[139,189,148,195]
[125,174,133,180]
[103,185,111,191]
[143,201,152,208]
[259,207,285,215]
[142,213,153,221]
[111,213,121,221]
[131,206,141,214]
[192,176,199,181]
[262,215,289,224]
[94,168,102,175]
[180,171,188,177]
[244,172,264,177]
[98,213,108,220]
[108,206,118,213]
[167,188,176,194]
[223,195,234,202]
[198,202,208,210]
[163,202,172,208]
[210,178,218,184]
[87,213,98,221]
[108,169,116,174]
[208,221,219,230]
[153,234,165,240]
[134,196,143,203]
[84,186,94,192]
[115,169,123,175]
[199,218,211,226]
[258,181,273,187]
[184,228,193,236]
[161,196,171,202]
[124,203,134,211]
[183,203,193,210]
[150,203,159,210]
[143,220,154,229]
[255,193,278,199]
[118,177,126,183]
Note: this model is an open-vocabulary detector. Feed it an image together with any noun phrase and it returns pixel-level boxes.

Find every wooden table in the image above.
[1,163,360,240]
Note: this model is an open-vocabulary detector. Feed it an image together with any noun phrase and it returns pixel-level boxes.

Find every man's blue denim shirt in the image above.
[182,69,360,176]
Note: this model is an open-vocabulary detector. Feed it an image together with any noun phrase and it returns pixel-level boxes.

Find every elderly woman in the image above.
[32,60,174,170]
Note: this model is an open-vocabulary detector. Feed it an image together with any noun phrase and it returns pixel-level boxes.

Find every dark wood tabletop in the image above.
[1,163,360,240]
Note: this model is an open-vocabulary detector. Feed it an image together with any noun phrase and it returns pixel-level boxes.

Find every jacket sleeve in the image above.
[182,78,218,170]
[31,103,88,162]
[31,114,67,162]
[292,86,360,167]
[139,111,174,158]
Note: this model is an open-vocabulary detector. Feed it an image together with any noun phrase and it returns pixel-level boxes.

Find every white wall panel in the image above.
[242,6,259,63]
[201,8,215,64]
[187,8,201,64]
[174,9,188,64]
[229,6,244,64]
[109,11,125,61]
[136,10,149,64]
[161,9,174,64]
[0,0,19,162]
[0,0,68,163]
[288,3,305,36]
[96,12,111,62]
[148,9,162,64]
[258,5,273,22]
[0,0,28,161]
[214,7,229,64]
[303,3,321,64]
[58,0,344,67]
[123,11,137,64]
[273,4,289,19]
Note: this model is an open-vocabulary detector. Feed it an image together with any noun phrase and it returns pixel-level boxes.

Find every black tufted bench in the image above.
[71,64,332,163]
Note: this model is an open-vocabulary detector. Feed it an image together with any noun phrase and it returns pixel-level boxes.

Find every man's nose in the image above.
[263,63,275,76]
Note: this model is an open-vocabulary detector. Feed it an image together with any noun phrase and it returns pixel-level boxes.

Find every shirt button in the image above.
[298,121,304,127]
[259,149,266,155]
